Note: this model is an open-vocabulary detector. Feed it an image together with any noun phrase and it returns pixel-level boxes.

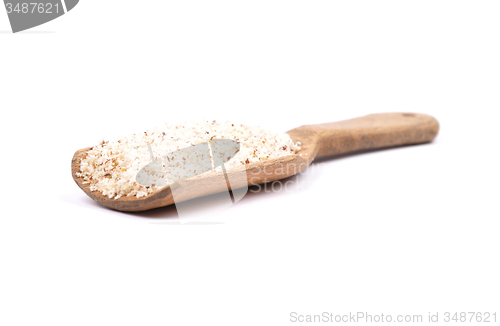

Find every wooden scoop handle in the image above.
[308,113,439,159]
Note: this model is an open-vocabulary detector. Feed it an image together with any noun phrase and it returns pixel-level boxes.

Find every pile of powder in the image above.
[77,121,301,199]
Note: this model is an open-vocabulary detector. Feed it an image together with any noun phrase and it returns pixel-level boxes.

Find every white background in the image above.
[1,1,499,325]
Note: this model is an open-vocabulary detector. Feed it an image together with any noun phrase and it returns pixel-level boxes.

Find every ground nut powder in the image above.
[77,121,301,199]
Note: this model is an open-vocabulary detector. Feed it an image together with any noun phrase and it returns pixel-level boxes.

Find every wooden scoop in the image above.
[71,113,439,212]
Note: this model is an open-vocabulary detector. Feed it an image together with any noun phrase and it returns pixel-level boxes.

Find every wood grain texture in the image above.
[71,112,439,212]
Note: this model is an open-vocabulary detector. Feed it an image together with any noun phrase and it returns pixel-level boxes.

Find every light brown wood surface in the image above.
[71,113,439,212]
